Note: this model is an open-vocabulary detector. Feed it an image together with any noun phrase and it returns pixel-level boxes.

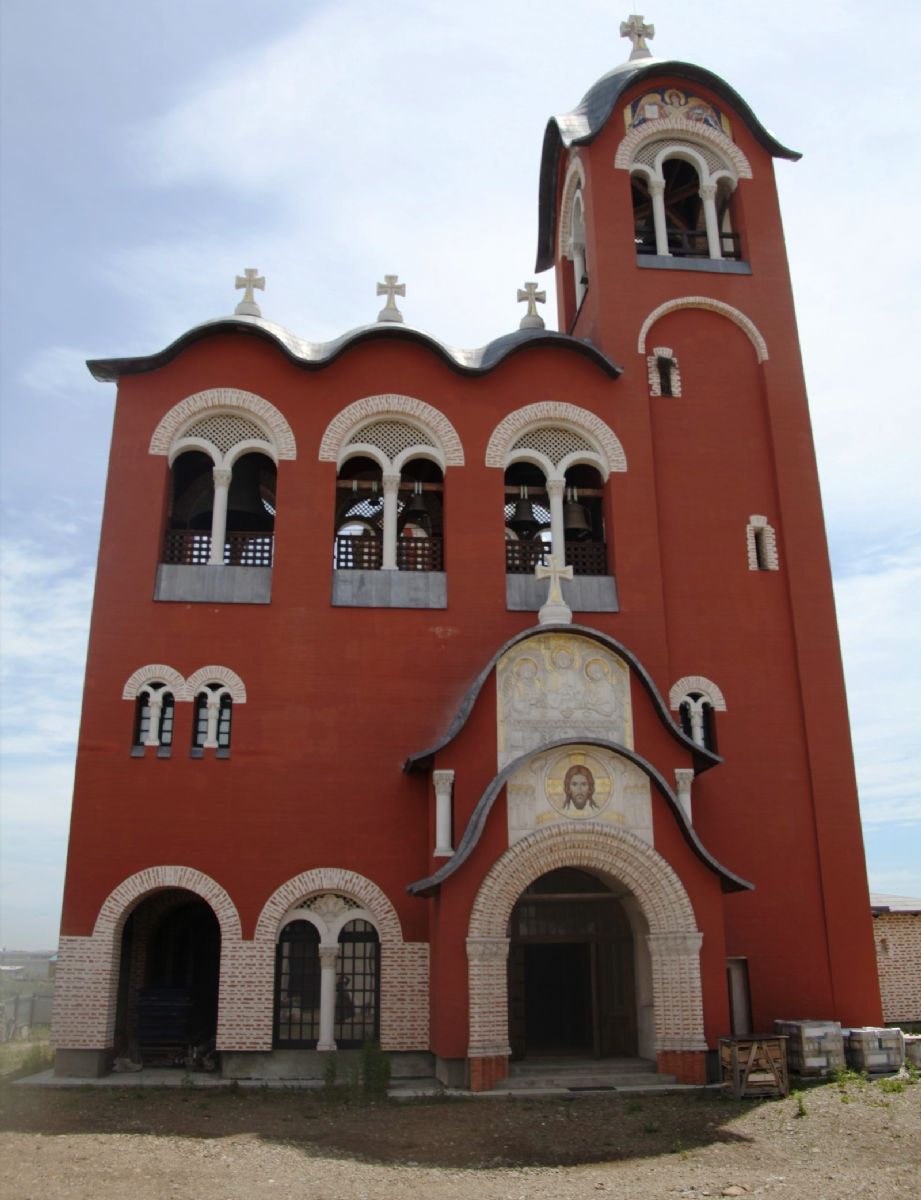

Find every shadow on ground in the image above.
[0,1083,759,1168]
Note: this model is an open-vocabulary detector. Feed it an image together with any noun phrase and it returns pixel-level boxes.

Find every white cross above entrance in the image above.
[377,274,406,323]
[517,281,546,330]
[235,268,265,317]
[620,14,655,60]
[535,554,574,626]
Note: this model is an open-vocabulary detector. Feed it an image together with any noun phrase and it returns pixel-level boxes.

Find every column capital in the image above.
[698,182,718,200]
[466,936,510,964]
[433,769,455,793]
[382,472,402,492]
[318,944,340,966]
[648,178,666,196]
[212,467,233,488]
[546,478,565,499]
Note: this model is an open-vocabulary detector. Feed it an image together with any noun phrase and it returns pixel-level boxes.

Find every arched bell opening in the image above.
[504,462,551,576]
[224,450,276,565]
[562,463,608,576]
[114,890,221,1068]
[506,867,641,1061]
[164,450,215,564]
[397,458,444,571]
[334,455,384,570]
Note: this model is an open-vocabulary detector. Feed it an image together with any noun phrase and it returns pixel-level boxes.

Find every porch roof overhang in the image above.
[407,735,752,898]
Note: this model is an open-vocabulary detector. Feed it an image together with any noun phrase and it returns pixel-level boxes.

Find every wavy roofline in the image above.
[86,316,622,382]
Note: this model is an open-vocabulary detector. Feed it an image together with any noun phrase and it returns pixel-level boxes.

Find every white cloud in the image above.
[19,346,104,401]
[835,547,921,824]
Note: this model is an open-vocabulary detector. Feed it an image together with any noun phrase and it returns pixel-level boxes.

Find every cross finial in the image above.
[234,268,265,317]
[517,281,547,330]
[535,554,574,625]
[376,274,406,323]
[620,14,655,60]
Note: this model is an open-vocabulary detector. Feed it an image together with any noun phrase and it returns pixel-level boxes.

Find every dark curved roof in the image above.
[404,623,721,775]
[86,315,622,382]
[407,736,752,897]
[536,59,801,271]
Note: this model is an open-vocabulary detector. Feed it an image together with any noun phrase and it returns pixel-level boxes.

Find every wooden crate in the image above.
[720,1035,789,1098]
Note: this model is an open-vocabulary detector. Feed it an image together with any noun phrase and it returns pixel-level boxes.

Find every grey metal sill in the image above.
[154,563,272,604]
[506,574,619,612]
[636,255,752,275]
[331,569,447,609]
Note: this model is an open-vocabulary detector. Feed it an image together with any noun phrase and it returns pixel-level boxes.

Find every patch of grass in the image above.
[791,1089,807,1117]
[877,1077,905,1094]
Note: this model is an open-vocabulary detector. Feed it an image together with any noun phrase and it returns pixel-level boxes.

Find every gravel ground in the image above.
[1,1071,918,1199]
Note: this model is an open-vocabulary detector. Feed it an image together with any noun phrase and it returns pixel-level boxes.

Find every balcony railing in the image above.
[635,228,742,260]
[334,535,444,572]
[505,540,608,576]
[162,530,274,567]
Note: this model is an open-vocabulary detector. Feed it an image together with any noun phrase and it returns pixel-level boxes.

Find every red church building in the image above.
[51,17,882,1088]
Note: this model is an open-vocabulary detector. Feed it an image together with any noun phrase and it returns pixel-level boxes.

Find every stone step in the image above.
[495,1073,677,1091]
[509,1056,656,1077]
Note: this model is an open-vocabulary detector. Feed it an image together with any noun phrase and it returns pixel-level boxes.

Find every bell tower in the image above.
[534,17,882,1029]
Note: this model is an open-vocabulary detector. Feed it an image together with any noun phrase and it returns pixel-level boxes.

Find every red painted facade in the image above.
[53,52,882,1086]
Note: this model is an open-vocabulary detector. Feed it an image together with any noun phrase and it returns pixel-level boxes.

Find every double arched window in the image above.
[669,676,727,753]
[123,664,245,759]
[273,896,381,1050]
[630,140,739,260]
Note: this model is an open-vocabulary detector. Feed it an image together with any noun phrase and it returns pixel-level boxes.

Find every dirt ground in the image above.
[1,1073,918,1200]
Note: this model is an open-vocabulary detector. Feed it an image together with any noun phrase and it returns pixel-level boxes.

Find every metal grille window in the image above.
[274,921,321,1047]
[345,421,434,459]
[334,920,380,1048]
[509,427,594,466]
[183,415,270,454]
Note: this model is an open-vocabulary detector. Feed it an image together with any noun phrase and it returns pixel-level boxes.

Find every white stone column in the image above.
[675,768,694,822]
[203,694,220,749]
[433,769,455,857]
[208,467,233,565]
[317,944,340,1051]
[650,179,669,256]
[546,479,566,563]
[381,472,401,570]
[688,700,705,747]
[142,689,162,747]
[700,183,722,260]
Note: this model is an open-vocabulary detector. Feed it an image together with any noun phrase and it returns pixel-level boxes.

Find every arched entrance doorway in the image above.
[114,889,220,1067]
[507,868,636,1059]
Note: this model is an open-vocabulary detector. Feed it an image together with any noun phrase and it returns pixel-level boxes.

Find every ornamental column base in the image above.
[468,1054,509,1091]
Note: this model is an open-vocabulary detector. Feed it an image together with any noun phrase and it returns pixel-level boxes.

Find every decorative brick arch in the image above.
[121,664,187,700]
[253,869,429,1053]
[319,395,464,467]
[52,867,245,1055]
[614,116,753,179]
[186,665,247,703]
[638,298,769,363]
[149,388,297,460]
[669,676,727,712]
[558,154,586,258]
[256,869,403,946]
[485,403,627,476]
[465,824,706,1062]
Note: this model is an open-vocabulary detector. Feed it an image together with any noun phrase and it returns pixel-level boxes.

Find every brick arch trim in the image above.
[92,865,243,941]
[149,388,297,459]
[255,869,404,947]
[186,665,247,703]
[485,403,627,474]
[614,116,753,179]
[638,298,769,363]
[121,664,187,700]
[558,155,586,258]
[669,676,727,712]
[318,395,464,467]
[469,823,698,939]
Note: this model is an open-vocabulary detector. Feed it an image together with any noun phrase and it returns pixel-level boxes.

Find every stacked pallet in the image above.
[773,1019,844,1077]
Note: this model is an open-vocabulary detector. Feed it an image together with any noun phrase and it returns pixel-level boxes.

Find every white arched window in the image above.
[133,682,176,756]
[669,676,727,752]
[332,413,452,573]
[747,515,780,571]
[150,389,296,571]
[558,158,589,314]
[187,666,247,758]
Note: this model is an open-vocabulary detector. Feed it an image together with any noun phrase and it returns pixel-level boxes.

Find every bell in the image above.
[508,488,540,539]
[563,490,593,540]
[401,484,432,535]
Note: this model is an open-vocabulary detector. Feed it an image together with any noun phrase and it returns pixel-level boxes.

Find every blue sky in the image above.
[1,0,919,949]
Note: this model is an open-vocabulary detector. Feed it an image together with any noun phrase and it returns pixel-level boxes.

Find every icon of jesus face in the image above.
[563,764,597,811]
